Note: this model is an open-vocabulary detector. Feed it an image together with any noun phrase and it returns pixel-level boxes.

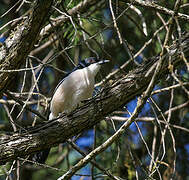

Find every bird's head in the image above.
[81,57,109,67]
[78,57,109,76]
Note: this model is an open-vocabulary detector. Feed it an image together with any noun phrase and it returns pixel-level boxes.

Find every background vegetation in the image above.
[0,0,188,179]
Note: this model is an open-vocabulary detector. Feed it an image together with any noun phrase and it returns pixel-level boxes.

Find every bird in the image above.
[49,57,109,120]
[32,57,109,163]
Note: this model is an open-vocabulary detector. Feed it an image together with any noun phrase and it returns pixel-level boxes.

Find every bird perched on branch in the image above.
[32,57,109,163]
[49,57,109,120]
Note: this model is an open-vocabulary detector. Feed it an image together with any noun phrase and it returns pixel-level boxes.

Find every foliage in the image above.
[0,0,188,179]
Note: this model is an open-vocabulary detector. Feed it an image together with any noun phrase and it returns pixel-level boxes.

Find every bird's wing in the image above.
[53,76,67,94]
[53,63,84,94]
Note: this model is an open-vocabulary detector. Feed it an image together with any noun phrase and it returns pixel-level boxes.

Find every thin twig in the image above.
[67,140,120,180]
[109,0,123,44]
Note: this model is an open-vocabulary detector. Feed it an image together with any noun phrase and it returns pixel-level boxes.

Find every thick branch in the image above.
[0,33,188,164]
[0,0,53,96]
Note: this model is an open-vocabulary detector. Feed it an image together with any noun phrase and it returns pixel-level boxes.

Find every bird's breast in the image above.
[70,68,95,99]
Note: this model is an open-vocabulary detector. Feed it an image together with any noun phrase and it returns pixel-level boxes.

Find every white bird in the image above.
[49,57,109,120]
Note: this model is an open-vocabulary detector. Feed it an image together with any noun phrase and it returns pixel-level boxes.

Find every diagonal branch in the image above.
[0,32,188,165]
[122,0,189,22]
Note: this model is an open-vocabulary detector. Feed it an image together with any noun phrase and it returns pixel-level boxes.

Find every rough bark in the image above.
[0,33,188,165]
[0,0,53,96]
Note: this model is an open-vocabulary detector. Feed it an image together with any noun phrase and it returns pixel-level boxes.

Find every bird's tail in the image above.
[29,112,52,164]
[31,148,50,164]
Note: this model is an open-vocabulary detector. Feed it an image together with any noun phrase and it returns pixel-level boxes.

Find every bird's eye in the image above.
[89,59,94,63]
[88,58,96,64]
[84,57,97,65]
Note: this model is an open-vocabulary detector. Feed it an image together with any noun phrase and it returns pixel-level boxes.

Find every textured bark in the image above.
[0,33,188,165]
[123,0,189,21]
[0,0,53,96]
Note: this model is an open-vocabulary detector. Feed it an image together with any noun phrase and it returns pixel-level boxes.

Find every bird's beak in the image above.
[98,59,110,65]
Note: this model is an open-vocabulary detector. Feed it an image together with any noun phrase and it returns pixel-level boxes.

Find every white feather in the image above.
[49,63,101,120]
